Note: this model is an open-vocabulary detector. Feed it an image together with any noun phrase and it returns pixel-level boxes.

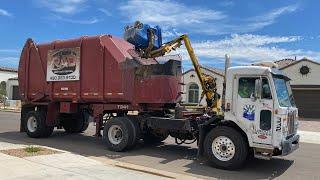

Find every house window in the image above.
[188,83,199,103]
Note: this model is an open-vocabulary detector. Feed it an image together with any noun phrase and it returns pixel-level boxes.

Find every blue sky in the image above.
[0,0,319,70]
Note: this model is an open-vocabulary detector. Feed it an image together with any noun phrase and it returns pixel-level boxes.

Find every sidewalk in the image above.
[0,108,20,113]
[298,119,320,132]
[0,140,198,180]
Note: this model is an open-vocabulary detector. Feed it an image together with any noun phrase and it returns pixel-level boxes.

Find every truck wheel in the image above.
[143,130,169,144]
[61,111,89,133]
[103,117,136,152]
[20,106,34,132]
[127,117,141,149]
[204,126,248,170]
[25,111,54,138]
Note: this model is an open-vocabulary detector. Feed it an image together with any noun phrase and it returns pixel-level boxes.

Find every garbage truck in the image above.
[18,21,299,169]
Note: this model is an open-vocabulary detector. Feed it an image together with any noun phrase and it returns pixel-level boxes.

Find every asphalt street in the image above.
[0,111,319,179]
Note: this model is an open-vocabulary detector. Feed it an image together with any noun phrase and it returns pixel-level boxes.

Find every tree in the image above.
[0,81,6,103]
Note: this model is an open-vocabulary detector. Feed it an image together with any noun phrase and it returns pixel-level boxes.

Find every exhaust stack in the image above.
[222,54,231,111]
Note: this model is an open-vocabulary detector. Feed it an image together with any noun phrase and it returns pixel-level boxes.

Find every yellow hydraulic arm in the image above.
[146,34,221,113]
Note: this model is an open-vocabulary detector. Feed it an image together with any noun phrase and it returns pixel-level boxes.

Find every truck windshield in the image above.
[273,77,295,107]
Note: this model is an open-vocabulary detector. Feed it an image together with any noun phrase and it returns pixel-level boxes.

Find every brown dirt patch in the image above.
[0,147,61,158]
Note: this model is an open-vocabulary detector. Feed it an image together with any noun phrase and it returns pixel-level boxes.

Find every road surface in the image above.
[0,111,319,179]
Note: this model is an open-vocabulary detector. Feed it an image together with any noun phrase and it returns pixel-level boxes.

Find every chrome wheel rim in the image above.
[27,116,37,133]
[108,125,123,145]
[212,136,235,161]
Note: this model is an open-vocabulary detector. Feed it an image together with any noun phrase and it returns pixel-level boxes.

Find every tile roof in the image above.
[8,76,18,80]
[0,67,18,73]
[274,58,296,69]
[278,58,320,70]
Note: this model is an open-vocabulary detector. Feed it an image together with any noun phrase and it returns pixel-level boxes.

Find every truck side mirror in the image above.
[252,78,261,101]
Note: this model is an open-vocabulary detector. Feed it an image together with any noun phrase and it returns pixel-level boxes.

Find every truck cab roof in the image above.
[227,65,290,80]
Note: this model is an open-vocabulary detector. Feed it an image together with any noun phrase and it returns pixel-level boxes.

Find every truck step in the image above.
[254,152,272,160]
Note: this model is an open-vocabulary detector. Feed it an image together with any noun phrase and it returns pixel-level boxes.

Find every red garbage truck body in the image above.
[18,35,181,134]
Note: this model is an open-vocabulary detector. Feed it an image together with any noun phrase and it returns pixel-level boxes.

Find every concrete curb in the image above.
[298,130,320,145]
[0,109,20,113]
[90,156,201,180]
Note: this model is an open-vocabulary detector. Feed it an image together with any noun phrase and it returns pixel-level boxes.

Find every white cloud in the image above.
[0,57,19,67]
[0,9,12,17]
[242,4,299,32]
[119,1,299,35]
[188,4,299,35]
[119,0,226,27]
[219,1,235,7]
[162,28,184,42]
[174,34,320,66]
[49,15,100,24]
[0,57,19,61]
[61,17,100,24]
[98,8,112,16]
[34,0,87,14]
[0,49,19,53]
[252,4,298,22]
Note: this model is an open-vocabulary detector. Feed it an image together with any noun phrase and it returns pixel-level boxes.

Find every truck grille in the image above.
[287,111,295,136]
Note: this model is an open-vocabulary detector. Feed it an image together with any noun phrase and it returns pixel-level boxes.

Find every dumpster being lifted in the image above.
[19,21,299,170]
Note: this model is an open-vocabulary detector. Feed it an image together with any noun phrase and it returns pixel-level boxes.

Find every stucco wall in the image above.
[281,60,320,85]
[6,79,19,100]
[0,71,17,82]
[182,69,224,106]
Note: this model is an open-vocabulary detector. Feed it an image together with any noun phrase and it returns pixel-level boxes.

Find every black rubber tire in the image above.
[61,111,89,133]
[25,111,54,138]
[103,117,135,152]
[143,130,169,144]
[204,126,248,170]
[126,117,141,149]
[20,106,34,132]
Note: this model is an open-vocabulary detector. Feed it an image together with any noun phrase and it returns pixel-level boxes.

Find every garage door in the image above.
[292,89,320,118]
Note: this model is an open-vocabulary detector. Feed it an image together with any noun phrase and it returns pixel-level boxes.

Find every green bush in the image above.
[24,146,42,153]
[0,81,6,103]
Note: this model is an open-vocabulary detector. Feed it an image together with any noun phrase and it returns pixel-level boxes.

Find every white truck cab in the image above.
[224,65,299,158]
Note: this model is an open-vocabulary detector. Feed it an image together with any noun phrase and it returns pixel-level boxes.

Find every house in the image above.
[6,77,19,100]
[181,67,224,106]
[182,58,320,119]
[275,58,320,119]
[0,67,17,82]
[0,67,18,100]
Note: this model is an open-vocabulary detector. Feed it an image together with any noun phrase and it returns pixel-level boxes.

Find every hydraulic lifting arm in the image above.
[146,34,221,113]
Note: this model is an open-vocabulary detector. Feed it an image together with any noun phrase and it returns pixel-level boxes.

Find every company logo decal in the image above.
[243,104,255,121]
[258,135,267,139]
[47,47,80,81]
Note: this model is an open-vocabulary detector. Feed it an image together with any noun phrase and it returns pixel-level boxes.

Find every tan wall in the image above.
[182,69,224,106]
[282,61,320,85]
[0,71,17,82]
[6,79,19,100]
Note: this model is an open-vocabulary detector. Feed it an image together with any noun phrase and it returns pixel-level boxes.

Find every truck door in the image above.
[236,77,273,145]
[253,77,273,144]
